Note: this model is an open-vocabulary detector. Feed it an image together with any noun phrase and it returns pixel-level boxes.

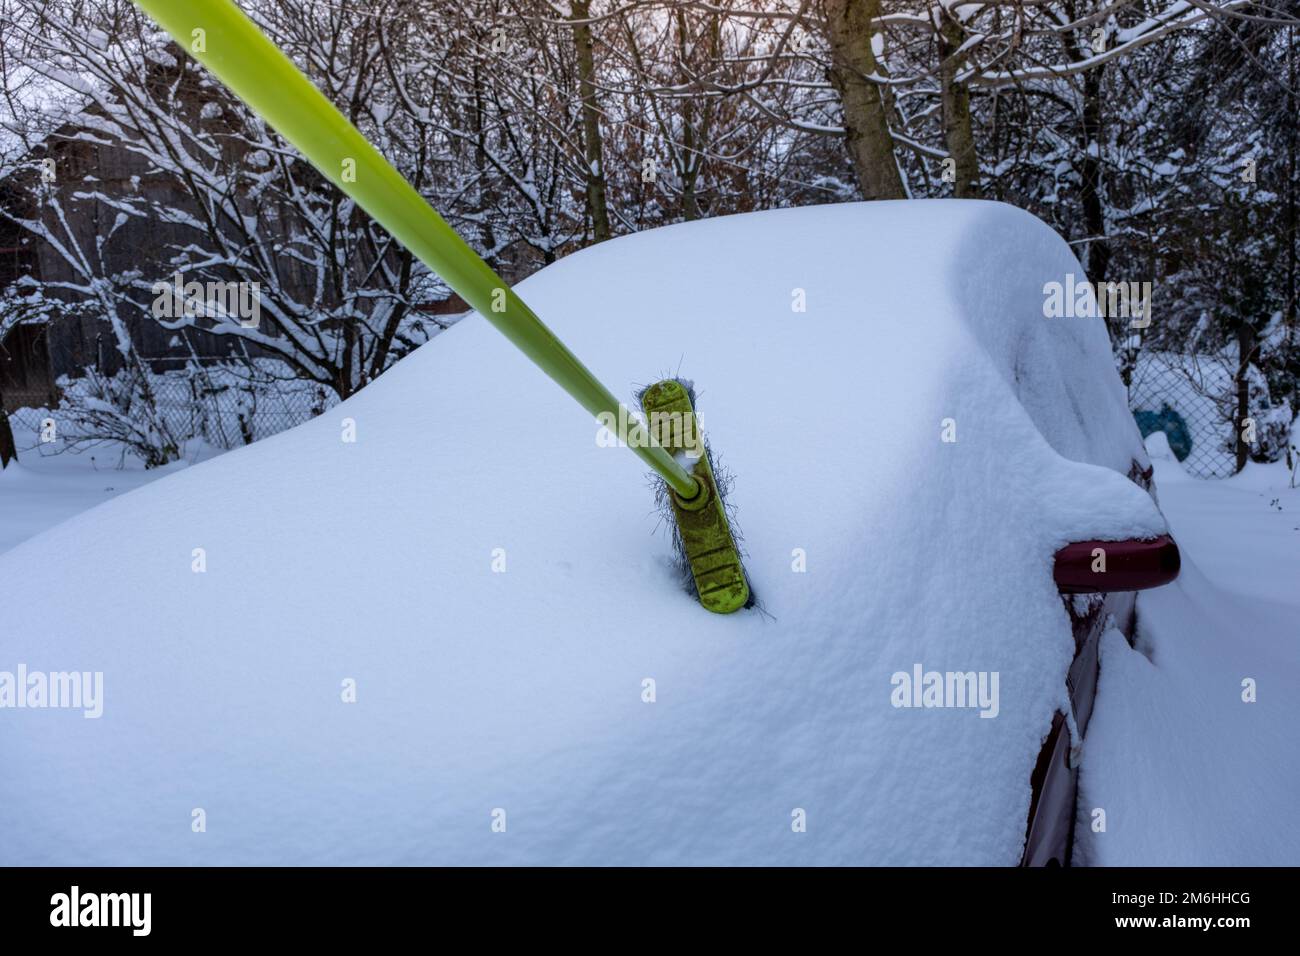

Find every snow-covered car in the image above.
[0,200,1180,866]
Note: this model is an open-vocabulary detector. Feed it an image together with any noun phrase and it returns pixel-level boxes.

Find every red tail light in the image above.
[1053,535,1180,593]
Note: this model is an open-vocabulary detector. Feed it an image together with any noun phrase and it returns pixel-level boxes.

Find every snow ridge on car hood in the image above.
[0,200,1164,864]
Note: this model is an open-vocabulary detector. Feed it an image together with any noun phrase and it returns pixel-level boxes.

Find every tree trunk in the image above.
[1079,68,1111,283]
[938,15,979,198]
[679,141,702,221]
[824,0,906,201]
[676,9,703,221]
[0,386,17,469]
[571,0,612,242]
[1286,24,1297,329]
[1235,322,1256,473]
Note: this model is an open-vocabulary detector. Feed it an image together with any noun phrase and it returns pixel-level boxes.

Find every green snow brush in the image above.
[133,0,750,613]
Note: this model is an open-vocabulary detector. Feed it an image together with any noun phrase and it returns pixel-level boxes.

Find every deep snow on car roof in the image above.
[0,200,1166,864]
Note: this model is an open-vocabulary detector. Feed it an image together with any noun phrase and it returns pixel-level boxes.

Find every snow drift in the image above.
[1076,442,1300,865]
[0,200,1166,865]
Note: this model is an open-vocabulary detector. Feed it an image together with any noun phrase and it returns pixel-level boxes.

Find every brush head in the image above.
[639,379,752,614]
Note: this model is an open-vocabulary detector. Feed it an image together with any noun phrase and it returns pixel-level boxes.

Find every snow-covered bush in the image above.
[18,358,335,465]
[1254,401,1294,467]
[48,364,182,468]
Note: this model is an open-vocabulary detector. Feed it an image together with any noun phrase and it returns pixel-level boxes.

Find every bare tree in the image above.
[2,0,444,405]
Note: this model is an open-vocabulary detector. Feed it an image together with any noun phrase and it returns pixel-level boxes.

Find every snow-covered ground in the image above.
[0,428,206,556]
[0,200,1292,865]
[1076,437,1300,865]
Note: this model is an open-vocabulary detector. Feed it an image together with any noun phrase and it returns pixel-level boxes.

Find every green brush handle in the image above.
[131,0,699,500]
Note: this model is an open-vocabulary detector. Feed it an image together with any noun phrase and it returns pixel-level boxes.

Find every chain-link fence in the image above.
[7,361,336,455]
[1127,352,1243,479]
[9,349,1277,478]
